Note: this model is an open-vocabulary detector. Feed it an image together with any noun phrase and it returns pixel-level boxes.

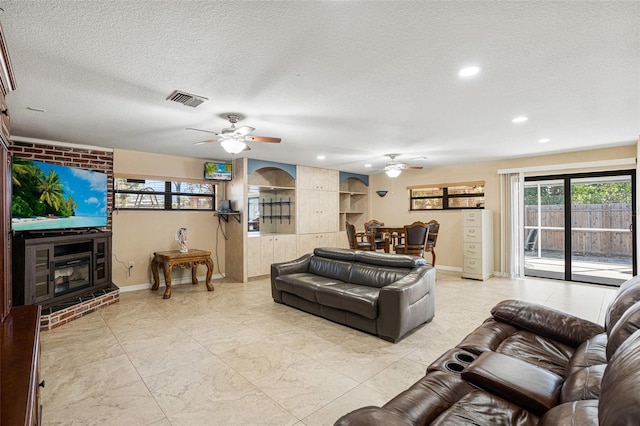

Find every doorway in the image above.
[524,170,636,286]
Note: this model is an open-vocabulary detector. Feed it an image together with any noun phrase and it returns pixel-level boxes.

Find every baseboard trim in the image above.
[118,274,225,293]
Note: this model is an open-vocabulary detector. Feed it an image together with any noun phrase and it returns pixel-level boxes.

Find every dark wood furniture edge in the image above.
[1,305,42,426]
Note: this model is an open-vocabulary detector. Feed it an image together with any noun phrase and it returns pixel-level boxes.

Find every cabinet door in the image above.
[93,237,109,285]
[314,191,338,233]
[297,233,337,257]
[260,236,275,275]
[27,245,54,304]
[297,190,314,234]
[298,166,338,191]
[247,237,261,277]
[273,234,297,264]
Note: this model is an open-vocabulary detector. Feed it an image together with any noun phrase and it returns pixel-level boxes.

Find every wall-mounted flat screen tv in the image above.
[11,158,108,232]
[204,162,232,181]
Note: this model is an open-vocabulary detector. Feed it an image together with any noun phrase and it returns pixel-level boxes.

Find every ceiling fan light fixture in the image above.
[221,139,247,154]
[385,168,402,178]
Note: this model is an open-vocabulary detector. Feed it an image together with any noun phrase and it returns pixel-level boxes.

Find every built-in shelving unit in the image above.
[339,172,370,232]
[260,197,292,224]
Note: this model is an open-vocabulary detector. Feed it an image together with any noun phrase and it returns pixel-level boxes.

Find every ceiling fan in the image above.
[383,154,423,177]
[189,114,281,154]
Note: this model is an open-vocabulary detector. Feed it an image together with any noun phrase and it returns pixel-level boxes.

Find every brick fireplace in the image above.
[10,139,117,329]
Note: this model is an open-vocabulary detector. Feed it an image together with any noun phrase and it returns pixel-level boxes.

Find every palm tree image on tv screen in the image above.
[11,158,108,231]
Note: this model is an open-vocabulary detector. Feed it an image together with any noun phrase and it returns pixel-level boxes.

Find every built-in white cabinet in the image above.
[298,233,337,256]
[297,166,339,256]
[298,189,338,234]
[462,209,493,280]
[338,176,369,247]
[298,166,338,191]
[248,234,297,277]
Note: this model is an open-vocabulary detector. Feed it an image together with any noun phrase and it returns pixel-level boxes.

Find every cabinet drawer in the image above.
[463,210,482,226]
[463,227,483,243]
[463,242,482,259]
[463,258,483,273]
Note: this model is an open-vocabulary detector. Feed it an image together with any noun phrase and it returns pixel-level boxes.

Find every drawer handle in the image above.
[39,380,45,388]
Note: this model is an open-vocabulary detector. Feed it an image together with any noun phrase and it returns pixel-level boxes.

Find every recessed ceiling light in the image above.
[458,66,481,78]
[317,155,325,160]
[364,164,372,168]
[538,138,551,143]
[512,116,529,123]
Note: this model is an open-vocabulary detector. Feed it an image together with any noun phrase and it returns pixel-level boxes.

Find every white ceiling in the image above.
[1,1,639,175]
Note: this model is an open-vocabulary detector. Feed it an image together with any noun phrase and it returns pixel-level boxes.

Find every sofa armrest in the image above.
[491,299,605,347]
[270,254,312,303]
[461,351,563,417]
[377,266,435,342]
[334,406,412,426]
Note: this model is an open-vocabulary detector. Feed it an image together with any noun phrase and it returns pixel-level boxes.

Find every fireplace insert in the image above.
[53,255,91,296]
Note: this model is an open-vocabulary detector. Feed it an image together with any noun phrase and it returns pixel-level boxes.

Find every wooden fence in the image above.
[524,204,633,257]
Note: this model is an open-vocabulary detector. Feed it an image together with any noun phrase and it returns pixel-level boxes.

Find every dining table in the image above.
[369,226,406,253]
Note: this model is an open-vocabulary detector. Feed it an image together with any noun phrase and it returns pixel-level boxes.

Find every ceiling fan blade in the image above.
[404,166,423,170]
[186,127,220,135]
[245,136,281,143]
[234,125,255,136]
[193,138,221,145]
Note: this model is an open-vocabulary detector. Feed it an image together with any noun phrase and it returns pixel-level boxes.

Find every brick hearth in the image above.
[39,285,119,331]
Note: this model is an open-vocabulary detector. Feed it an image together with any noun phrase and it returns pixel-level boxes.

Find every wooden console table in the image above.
[151,249,214,299]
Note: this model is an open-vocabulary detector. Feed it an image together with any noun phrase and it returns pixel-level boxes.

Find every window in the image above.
[409,182,485,210]
[114,177,216,210]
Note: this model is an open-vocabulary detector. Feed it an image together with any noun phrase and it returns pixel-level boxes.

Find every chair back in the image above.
[364,219,385,237]
[425,220,439,250]
[400,221,429,256]
[364,219,386,250]
[345,222,358,249]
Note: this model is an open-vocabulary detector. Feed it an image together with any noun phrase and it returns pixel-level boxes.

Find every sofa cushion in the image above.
[561,364,605,402]
[430,390,539,426]
[599,329,640,425]
[538,400,599,426]
[605,299,640,360]
[308,256,352,282]
[565,333,607,377]
[275,273,341,303]
[355,251,426,268]
[315,282,380,319]
[349,263,411,288]
[604,276,640,331]
[313,247,358,262]
[496,330,574,377]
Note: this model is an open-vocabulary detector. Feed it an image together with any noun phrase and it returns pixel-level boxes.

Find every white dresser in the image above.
[462,209,493,280]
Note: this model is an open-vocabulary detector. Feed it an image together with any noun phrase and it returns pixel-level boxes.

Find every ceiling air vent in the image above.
[166,90,208,108]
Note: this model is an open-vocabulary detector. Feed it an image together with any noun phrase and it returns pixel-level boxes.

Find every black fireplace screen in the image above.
[54,257,91,296]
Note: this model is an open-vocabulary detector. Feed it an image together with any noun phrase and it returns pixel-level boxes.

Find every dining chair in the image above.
[394,221,429,258]
[345,222,375,251]
[424,219,440,266]
[364,219,385,251]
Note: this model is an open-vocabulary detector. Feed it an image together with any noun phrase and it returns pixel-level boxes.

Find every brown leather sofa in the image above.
[335,276,640,425]
[271,247,436,342]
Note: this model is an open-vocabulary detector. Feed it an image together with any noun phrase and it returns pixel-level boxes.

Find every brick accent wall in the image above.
[40,287,119,331]
[9,140,113,231]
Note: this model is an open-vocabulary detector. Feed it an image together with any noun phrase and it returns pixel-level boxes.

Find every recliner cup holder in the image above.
[454,353,476,364]
[444,362,465,373]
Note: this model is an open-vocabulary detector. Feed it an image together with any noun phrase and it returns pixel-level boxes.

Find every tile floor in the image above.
[40,271,618,426]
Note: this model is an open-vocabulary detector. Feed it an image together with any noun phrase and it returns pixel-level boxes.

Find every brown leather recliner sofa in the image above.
[336,276,640,425]
[271,247,436,342]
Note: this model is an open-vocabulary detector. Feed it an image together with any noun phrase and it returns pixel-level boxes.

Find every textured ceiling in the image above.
[1,1,639,174]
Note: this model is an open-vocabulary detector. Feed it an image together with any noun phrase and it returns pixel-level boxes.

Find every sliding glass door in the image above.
[524,170,636,286]
[524,179,565,280]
